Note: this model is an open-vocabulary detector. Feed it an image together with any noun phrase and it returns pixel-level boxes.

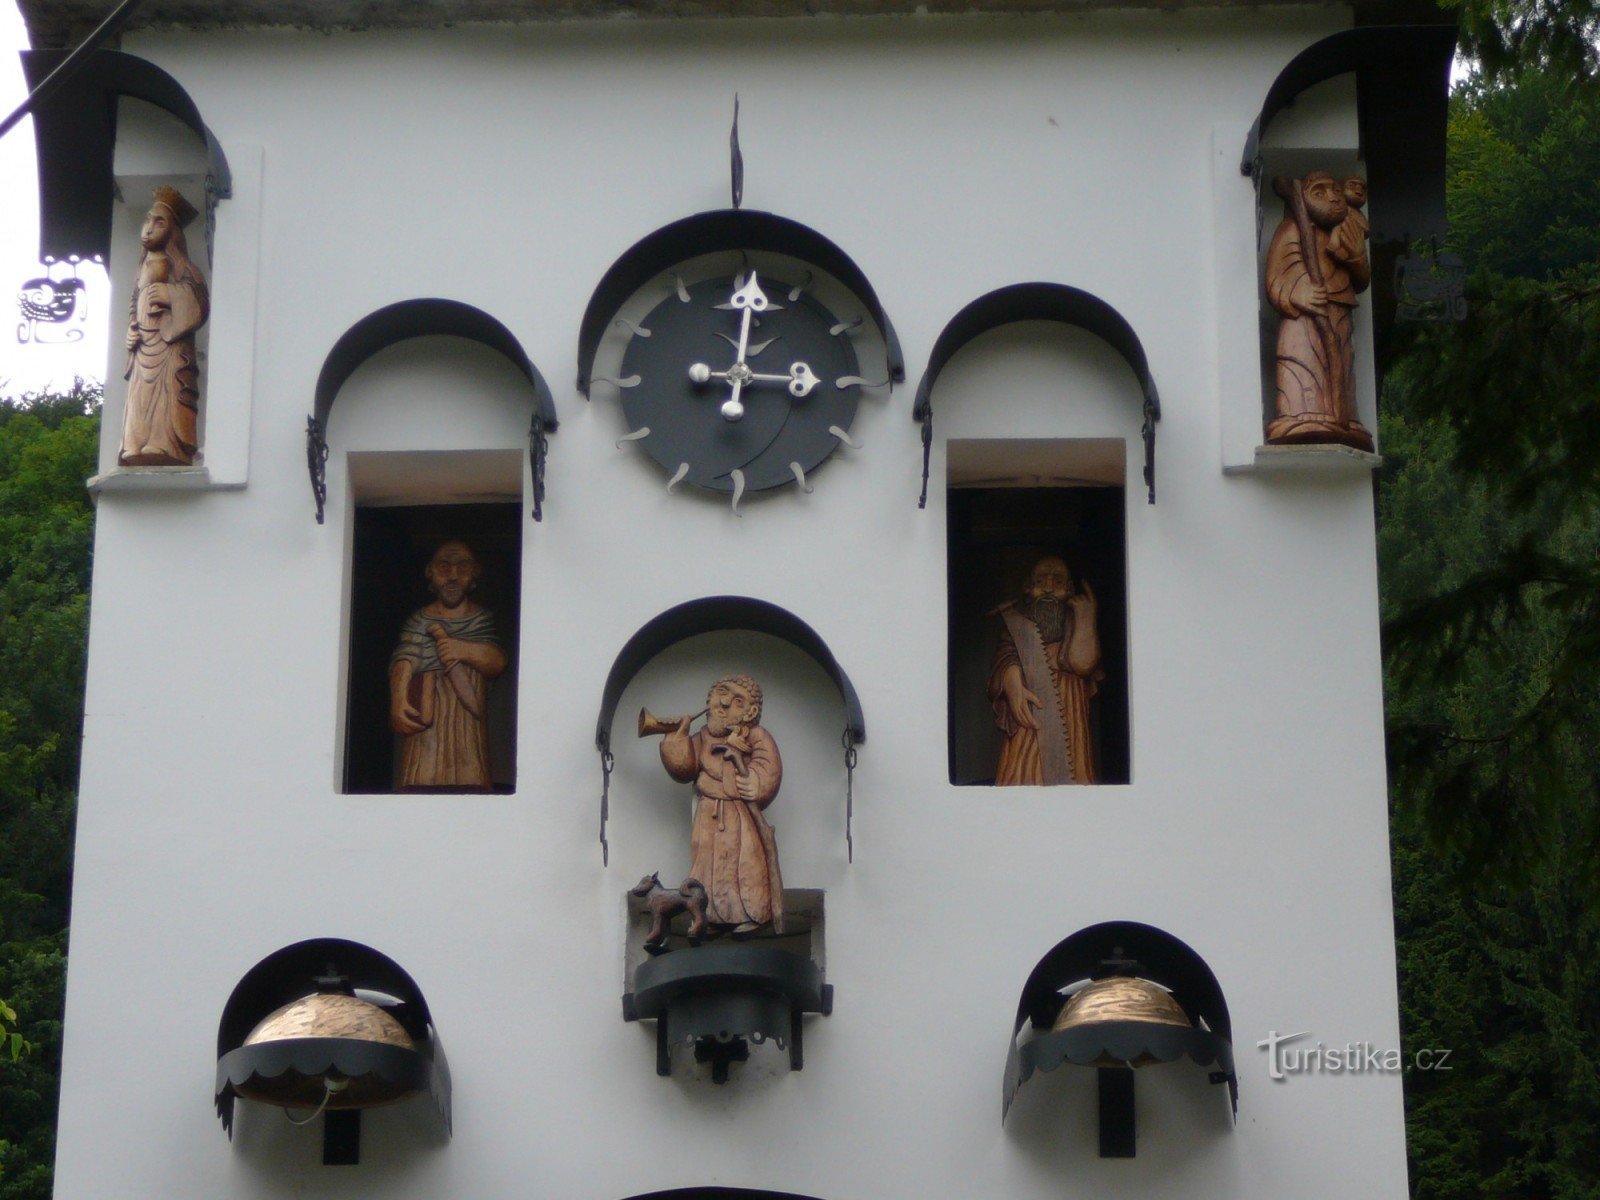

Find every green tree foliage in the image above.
[1384,71,1600,894]
[0,380,98,1200]
[1379,63,1600,1200]
[1443,0,1600,80]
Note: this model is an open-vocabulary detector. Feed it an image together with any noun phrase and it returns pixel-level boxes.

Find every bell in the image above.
[1051,976,1191,1067]
[233,992,419,1110]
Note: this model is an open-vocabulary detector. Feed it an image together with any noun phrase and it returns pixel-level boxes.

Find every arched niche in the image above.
[19,49,231,263]
[306,299,560,523]
[214,937,450,1164]
[575,207,904,397]
[1240,24,1457,247]
[593,596,865,864]
[1003,921,1235,1157]
[911,283,1162,506]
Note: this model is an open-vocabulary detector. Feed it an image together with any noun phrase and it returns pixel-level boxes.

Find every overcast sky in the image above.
[0,0,110,397]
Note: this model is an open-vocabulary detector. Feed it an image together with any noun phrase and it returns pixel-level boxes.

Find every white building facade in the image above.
[19,3,1453,1198]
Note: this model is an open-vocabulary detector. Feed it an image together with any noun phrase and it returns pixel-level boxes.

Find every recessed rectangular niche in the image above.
[342,450,522,795]
[947,440,1130,787]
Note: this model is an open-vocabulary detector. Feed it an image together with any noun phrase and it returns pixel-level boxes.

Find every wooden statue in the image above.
[118,186,210,466]
[1341,176,1370,246]
[388,541,507,790]
[639,676,784,935]
[1264,171,1373,452]
[988,556,1102,785]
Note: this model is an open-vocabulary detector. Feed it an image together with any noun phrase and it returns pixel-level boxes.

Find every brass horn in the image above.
[638,706,709,737]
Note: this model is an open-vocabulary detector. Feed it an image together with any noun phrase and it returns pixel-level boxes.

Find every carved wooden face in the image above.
[1026,557,1073,601]
[425,541,479,608]
[706,680,757,736]
[1343,177,1368,210]
[140,206,174,252]
[1304,175,1349,229]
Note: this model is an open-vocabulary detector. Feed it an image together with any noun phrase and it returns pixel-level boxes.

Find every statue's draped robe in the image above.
[120,251,208,466]
[661,726,784,931]
[390,608,498,789]
[988,611,1099,785]
[1264,212,1371,450]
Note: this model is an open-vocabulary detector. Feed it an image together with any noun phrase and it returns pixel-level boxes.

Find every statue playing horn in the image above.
[638,675,784,942]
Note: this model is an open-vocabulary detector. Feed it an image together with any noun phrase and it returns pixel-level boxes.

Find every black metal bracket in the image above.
[1098,1068,1135,1158]
[1395,244,1468,322]
[528,411,549,522]
[1241,26,1457,247]
[576,208,903,397]
[624,944,831,1083]
[306,298,559,524]
[305,416,329,524]
[729,95,744,210]
[323,1110,360,1166]
[912,283,1162,506]
[0,1,143,142]
[17,48,232,263]
[593,596,866,863]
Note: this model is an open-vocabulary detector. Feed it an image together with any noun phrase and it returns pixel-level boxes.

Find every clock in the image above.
[609,269,868,505]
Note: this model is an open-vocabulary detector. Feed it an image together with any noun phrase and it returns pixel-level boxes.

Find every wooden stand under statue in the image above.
[621,675,832,1083]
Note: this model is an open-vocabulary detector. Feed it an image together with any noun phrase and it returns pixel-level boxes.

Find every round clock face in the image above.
[618,272,861,494]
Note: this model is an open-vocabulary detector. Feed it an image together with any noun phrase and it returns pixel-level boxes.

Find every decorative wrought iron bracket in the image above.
[913,283,1162,506]
[307,299,558,523]
[306,416,329,525]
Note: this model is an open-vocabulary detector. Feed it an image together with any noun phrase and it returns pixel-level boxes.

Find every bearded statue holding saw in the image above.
[988,555,1103,786]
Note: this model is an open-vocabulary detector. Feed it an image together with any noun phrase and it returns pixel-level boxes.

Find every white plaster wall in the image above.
[58,9,1407,1200]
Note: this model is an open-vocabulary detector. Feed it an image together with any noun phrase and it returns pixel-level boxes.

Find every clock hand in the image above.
[689,273,812,420]
[688,361,818,398]
[721,273,770,419]
[744,363,819,398]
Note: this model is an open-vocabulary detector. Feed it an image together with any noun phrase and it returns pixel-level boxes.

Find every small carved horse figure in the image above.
[631,872,709,952]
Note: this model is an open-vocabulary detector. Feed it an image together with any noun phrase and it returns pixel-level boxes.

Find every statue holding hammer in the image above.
[640,675,784,935]
[388,541,507,791]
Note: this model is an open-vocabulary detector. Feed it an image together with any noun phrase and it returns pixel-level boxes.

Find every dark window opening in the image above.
[947,442,1129,786]
[344,502,520,794]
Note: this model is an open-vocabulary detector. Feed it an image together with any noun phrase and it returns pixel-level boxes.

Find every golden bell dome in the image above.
[234,993,419,1110]
[1051,977,1191,1067]
[244,992,415,1050]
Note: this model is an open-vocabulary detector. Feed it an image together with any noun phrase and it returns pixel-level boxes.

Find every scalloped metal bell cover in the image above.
[1051,977,1191,1066]
[235,992,418,1109]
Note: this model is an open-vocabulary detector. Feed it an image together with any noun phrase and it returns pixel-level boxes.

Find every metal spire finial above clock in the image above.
[729,94,744,210]
[688,272,820,422]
